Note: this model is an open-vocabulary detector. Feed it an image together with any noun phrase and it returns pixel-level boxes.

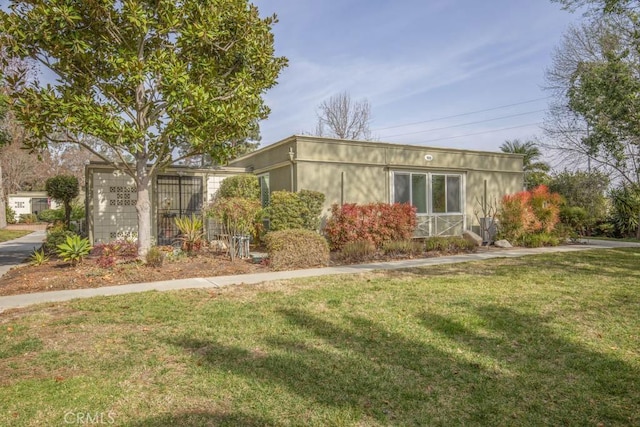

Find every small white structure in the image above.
[8,192,60,221]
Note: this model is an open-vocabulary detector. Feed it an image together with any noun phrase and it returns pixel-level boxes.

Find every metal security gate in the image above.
[156,175,203,246]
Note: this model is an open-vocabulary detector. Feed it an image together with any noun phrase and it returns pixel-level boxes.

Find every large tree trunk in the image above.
[135,157,152,257]
[0,166,6,229]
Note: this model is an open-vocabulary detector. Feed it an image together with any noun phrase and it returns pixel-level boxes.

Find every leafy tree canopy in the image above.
[0,0,287,254]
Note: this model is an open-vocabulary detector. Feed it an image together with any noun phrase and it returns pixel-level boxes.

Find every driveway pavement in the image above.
[1,240,638,312]
[0,230,46,277]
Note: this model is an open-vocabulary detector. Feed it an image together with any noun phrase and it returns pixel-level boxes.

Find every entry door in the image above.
[156,175,203,246]
[31,198,49,215]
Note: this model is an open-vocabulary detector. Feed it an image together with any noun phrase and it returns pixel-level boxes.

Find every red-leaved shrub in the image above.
[324,203,417,251]
[498,185,562,242]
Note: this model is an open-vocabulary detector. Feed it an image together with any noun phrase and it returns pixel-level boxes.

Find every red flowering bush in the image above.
[324,203,417,251]
[498,185,562,243]
[92,240,138,269]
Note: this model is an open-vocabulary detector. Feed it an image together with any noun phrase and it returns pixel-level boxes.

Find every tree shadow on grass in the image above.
[166,308,551,426]
[419,304,639,425]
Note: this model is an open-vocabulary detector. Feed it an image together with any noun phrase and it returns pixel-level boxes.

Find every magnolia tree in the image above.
[0,0,287,255]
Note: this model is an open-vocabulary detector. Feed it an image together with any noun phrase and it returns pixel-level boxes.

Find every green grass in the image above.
[0,230,31,243]
[1,249,639,426]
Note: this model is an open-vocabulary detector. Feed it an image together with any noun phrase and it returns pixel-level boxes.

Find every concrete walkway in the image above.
[2,241,638,312]
[0,230,46,278]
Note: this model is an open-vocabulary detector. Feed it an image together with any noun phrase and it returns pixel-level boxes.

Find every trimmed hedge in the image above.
[324,203,417,251]
[264,229,329,271]
[267,190,325,232]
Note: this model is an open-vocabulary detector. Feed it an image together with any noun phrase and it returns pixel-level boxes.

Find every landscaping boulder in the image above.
[494,239,513,248]
[462,230,483,247]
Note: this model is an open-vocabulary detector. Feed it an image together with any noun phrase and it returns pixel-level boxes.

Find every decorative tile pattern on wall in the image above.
[93,173,138,243]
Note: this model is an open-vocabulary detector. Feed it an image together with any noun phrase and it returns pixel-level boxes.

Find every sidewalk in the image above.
[0,230,46,278]
[2,242,634,312]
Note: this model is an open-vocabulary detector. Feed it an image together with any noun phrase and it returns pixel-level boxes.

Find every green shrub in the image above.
[425,236,476,253]
[38,209,64,223]
[56,234,92,265]
[174,215,205,253]
[217,174,260,200]
[608,184,640,238]
[298,189,325,231]
[381,239,424,256]
[267,191,306,231]
[19,213,38,224]
[267,190,326,232]
[521,233,560,248]
[340,239,376,262]
[264,229,329,271]
[44,223,75,254]
[145,246,165,268]
[38,204,84,223]
[6,204,16,224]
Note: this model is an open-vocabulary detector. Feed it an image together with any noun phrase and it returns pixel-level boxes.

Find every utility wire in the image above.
[373,96,551,132]
[413,122,543,145]
[382,109,546,138]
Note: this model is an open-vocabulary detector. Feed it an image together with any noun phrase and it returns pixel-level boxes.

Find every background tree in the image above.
[548,170,610,229]
[548,3,640,236]
[45,175,78,229]
[500,139,551,189]
[315,92,373,140]
[0,0,287,255]
[542,20,612,171]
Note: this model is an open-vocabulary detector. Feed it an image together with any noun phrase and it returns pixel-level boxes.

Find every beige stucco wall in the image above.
[86,164,245,244]
[229,135,524,235]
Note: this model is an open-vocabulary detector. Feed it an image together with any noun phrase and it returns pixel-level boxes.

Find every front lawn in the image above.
[0,230,30,243]
[1,249,638,426]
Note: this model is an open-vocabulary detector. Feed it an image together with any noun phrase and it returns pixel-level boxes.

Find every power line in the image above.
[373,96,551,132]
[382,109,546,138]
[412,122,543,145]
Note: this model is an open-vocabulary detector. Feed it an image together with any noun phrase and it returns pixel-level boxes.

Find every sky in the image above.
[0,0,583,154]
[251,0,583,152]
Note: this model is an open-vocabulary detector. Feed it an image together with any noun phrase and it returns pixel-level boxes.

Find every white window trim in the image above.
[391,171,466,216]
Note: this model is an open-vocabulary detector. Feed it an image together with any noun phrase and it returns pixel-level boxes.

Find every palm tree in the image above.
[500,139,550,189]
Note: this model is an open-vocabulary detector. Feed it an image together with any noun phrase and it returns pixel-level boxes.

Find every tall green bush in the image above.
[298,189,325,231]
[267,190,325,232]
[217,174,260,200]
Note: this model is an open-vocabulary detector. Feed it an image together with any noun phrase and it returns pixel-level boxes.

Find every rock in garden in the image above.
[494,239,513,248]
[462,230,483,246]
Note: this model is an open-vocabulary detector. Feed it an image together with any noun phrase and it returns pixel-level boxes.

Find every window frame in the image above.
[392,171,464,215]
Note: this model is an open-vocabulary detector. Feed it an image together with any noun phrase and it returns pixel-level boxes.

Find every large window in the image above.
[393,172,462,214]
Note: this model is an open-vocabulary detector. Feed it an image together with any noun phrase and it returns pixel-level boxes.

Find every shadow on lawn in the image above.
[419,304,639,425]
[166,304,638,425]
